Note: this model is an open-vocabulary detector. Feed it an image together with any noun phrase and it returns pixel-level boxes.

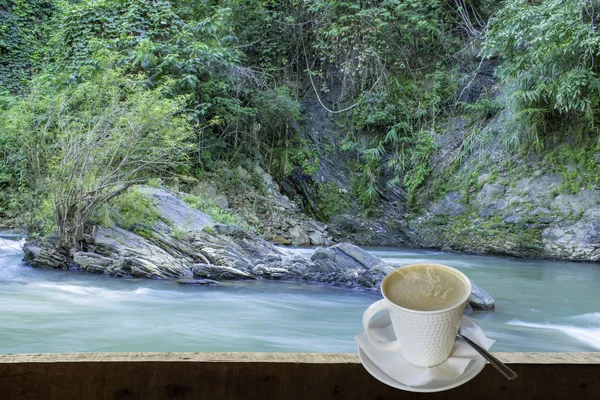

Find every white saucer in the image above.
[357,315,487,393]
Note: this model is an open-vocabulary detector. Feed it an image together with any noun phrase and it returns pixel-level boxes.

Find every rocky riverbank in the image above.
[22,186,495,310]
[277,98,600,262]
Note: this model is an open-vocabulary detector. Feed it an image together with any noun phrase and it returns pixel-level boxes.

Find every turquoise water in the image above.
[1,235,599,353]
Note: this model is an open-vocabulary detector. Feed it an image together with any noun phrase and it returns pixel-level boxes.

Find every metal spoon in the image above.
[457,332,518,380]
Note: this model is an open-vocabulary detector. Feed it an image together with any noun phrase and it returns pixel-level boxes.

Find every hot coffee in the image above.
[383,264,469,312]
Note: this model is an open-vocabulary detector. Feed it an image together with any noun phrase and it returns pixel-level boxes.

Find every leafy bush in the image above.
[316,182,350,221]
[96,188,161,239]
[1,66,193,246]
[482,0,600,149]
[0,0,56,93]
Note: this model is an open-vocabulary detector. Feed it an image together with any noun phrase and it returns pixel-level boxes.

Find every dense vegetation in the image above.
[1,0,599,248]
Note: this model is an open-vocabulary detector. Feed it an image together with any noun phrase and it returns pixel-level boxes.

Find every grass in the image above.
[94,187,161,239]
[183,194,247,228]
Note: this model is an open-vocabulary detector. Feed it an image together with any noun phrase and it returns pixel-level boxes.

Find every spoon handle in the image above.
[457,333,518,380]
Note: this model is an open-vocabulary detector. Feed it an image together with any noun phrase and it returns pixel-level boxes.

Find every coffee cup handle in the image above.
[362,299,402,351]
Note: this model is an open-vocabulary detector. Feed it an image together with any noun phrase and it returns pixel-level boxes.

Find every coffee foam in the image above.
[384,264,468,311]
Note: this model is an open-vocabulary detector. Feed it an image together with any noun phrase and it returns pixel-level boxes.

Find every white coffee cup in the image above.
[362,263,472,367]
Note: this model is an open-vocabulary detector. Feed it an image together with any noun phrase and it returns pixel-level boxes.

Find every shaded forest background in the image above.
[1,0,600,250]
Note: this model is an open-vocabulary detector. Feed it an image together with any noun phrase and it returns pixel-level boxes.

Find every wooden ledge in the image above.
[1,352,599,399]
[1,351,599,364]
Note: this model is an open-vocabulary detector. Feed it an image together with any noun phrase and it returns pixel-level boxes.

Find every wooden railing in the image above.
[1,352,599,399]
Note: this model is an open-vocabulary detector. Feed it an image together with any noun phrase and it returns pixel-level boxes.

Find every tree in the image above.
[1,66,193,248]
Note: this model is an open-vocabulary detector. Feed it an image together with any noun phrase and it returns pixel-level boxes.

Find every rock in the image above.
[311,247,336,261]
[253,164,265,176]
[468,282,496,310]
[477,184,507,203]
[191,263,256,280]
[252,264,289,278]
[264,253,282,262]
[271,235,291,245]
[512,175,562,202]
[213,195,229,209]
[73,252,112,274]
[262,172,275,188]
[236,166,250,181]
[176,278,220,285]
[542,220,600,261]
[477,173,491,185]
[503,214,519,224]
[288,226,310,246]
[308,231,326,246]
[335,243,384,270]
[93,226,190,279]
[23,238,72,270]
[480,199,507,217]
[138,186,213,232]
[429,192,466,216]
[272,193,295,210]
[191,181,217,199]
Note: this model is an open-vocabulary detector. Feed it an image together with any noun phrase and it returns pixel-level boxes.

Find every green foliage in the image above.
[290,139,320,176]
[0,0,56,93]
[543,144,600,195]
[183,194,246,227]
[1,65,193,244]
[251,86,301,136]
[51,0,241,122]
[349,152,380,209]
[403,132,439,197]
[97,188,161,238]
[316,182,350,221]
[308,0,455,87]
[482,0,600,150]
[459,97,504,123]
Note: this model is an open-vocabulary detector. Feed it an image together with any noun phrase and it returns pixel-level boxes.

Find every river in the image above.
[1,235,599,354]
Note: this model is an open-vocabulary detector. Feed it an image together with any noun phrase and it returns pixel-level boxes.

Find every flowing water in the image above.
[1,235,599,354]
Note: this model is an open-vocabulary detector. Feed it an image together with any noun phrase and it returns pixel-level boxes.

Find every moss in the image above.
[315,182,351,221]
[95,187,161,238]
[542,143,600,195]
[182,194,247,228]
[146,177,163,188]
[415,211,544,257]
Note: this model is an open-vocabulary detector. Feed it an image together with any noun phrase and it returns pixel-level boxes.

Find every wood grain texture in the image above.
[0,353,598,400]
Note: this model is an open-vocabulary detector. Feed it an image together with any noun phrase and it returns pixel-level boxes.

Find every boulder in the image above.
[176,278,220,285]
[271,235,291,245]
[23,237,73,270]
[73,252,112,274]
[288,226,310,246]
[138,186,213,232]
[311,247,336,261]
[308,231,326,246]
[93,226,190,279]
[468,282,496,310]
[191,263,255,280]
[477,184,507,202]
[213,194,229,209]
[335,243,385,270]
[236,166,250,181]
[252,264,289,278]
[191,181,217,198]
[542,220,600,261]
[429,192,466,216]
